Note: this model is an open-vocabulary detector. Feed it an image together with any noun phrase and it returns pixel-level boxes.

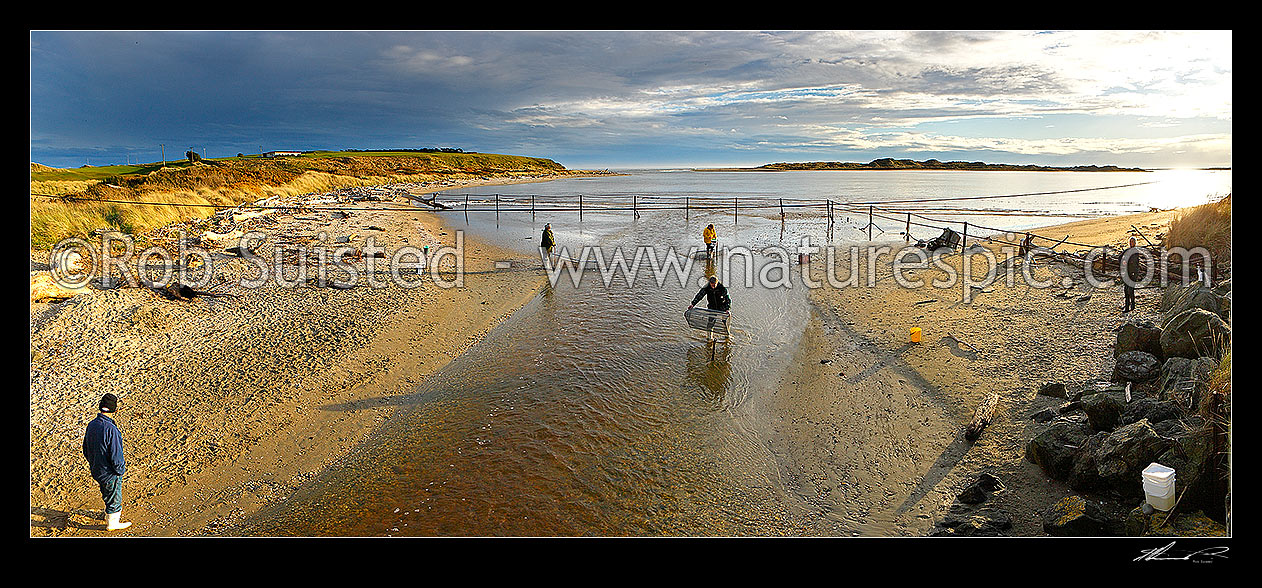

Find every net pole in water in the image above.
[906,212,911,242]
[868,205,873,241]
[579,194,583,221]
[734,197,738,225]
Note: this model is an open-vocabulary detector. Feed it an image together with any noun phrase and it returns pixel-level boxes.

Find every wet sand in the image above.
[780,209,1180,534]
[31,194,1183,536]
[30,178,555,536]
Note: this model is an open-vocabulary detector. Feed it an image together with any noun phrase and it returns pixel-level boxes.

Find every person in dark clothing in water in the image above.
[689,276,731,340]
[540,223,556,265]
[1120,236,1144,313]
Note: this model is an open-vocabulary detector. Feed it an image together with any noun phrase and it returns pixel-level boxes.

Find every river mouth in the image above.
[238,205,956,536]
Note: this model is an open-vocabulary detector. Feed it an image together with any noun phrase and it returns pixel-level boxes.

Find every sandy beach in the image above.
[30,177,554,536]
[777,209,1198,534]
[31,196,1218,537]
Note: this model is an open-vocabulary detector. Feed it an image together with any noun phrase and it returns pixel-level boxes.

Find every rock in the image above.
[958,484,987,504]
[1057,400,1082,414]
[1145,509,1228,537]
[1119,398,1183,427]
[976,472,1005,493]
[1160,309,1230,359]
[1067,431,1110,491]
[1114,321,1163,359]
[1030,407,1059,423]
[1125,505,1154,536]
[1159,281,1195,313]
[955,473,1004,504]
[932,511,1013,536]
[1037,382,1068,398]
[1162,285,1229,326]
[1083,393,1125,431]
[1077,420,1173,500]
[1152,416,1203,439]
[1026,419,1094,480]
[1155,424,1222,518]
[1157,356,1218,407]
[1112,350,1161,383]
[1042,495,1114,536]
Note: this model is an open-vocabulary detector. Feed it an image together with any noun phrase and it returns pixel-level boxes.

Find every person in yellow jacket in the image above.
[703,224,717,258]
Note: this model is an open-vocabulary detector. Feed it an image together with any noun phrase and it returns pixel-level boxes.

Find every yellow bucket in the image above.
[910,327,922,343]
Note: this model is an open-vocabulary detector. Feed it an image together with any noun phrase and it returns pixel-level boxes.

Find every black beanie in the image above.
[99,393,118,413]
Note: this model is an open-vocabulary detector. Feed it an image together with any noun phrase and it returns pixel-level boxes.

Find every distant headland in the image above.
[695,158,1149,172]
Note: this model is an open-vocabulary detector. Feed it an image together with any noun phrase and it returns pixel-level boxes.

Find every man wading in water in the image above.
[540,223,556,266]
[689,275,731,341]
[703,224,717,258]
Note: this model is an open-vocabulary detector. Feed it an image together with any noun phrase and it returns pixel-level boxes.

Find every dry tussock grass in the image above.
[1167,194,1231,274]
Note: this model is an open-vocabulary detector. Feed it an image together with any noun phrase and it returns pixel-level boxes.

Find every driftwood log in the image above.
[965,392,1001,441]
[153,282,234,301]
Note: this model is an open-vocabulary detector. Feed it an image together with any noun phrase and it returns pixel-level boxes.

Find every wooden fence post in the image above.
[495,193,500,220]
[464,193,469,224]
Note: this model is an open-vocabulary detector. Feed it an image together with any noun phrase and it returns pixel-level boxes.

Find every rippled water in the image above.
[240,169,1229,536]
[246,206,836,536]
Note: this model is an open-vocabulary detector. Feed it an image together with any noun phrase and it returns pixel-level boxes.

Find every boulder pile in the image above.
[1024,278,1230,536]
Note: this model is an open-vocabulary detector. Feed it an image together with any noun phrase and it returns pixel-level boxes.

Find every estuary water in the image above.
[240,168,1229,536]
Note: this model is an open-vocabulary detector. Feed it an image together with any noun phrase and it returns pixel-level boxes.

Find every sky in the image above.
[29,30,1232,170]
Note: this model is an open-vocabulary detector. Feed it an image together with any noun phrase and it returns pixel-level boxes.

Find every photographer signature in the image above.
[1134,541,1229,562]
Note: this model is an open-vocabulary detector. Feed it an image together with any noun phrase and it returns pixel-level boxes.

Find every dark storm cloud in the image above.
[30,30,1232,168]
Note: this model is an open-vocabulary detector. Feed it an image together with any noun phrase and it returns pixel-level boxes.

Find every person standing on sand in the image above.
[540,223,556,263]
[83,393,131,531]
[703,224,717,258]
[1120,236,1143,313]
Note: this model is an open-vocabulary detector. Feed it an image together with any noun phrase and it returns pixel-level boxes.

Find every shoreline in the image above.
[782,207,1224,535]
[31,188,1224,537]
[30,175,559,536]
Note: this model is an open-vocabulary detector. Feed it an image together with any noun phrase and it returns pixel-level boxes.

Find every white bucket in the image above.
[1142,463,1177,511]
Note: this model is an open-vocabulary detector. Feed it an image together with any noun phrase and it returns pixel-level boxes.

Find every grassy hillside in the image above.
[30,151,577,249]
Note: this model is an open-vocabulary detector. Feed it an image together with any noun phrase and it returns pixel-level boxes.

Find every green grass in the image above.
[31,151,578,249]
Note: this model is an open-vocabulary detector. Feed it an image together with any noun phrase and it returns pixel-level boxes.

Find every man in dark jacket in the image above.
[689,276,731,340]
[690,276,731,312]
[1120,237,1144,313]
[540,224,556,256]
[83,393,131,531]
